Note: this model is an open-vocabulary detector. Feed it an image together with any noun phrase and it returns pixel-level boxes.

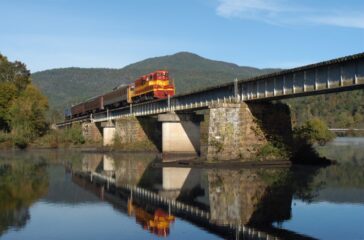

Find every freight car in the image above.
[70,102,85,117]
[67,70,175,119]
[103,84,129,108]
[84,96,104,113]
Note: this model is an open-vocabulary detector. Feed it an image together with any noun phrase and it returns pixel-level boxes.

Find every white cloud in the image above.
[216,0,364,29]
[311,15,364,29]
[217,0,290,17]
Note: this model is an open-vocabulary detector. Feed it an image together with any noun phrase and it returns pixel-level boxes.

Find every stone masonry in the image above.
[204,102,292,161]
[113,116,161,151]
[81,122,102,143]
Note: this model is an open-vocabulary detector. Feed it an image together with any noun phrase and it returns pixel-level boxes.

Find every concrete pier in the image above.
[102,121,116,146]
[158,113,203,155]
[162,167,191,190]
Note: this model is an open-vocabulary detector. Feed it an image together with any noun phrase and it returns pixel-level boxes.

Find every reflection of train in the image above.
[128,199,175,237]
[65,70,175,119]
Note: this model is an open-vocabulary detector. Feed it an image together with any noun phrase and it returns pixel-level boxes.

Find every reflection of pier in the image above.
[75,171,289,240]
[72,153,320,240]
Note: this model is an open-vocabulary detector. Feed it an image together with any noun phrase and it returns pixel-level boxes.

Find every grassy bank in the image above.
[0,124,100,149]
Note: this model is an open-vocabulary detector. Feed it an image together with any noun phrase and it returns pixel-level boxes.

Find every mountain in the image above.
[31,52,278,109]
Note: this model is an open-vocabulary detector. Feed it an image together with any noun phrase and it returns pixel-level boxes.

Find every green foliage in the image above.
[0,131,11,143]
[258,143,281,158]
[294,118,335,146]
[35,124,85,148]
[61,124,85,145]
[0,54,31,92]
[257,142,289,160]
[0,53,50,148]
[0,83,17,130]
[285,90,364,130]
[290,118,335,164]
[36,130,59,148]
[9,84,49,147]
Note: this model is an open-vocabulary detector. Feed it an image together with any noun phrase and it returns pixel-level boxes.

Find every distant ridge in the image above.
[31,52,278,109]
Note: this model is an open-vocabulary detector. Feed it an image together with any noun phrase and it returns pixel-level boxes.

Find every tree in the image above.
[0,53,49,148]
[294,118,335,146]
[8,84,49,147]
[0,54,30,92]
[0,82,17,130]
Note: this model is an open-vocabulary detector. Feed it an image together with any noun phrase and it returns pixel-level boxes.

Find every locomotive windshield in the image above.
[157,72,168,80]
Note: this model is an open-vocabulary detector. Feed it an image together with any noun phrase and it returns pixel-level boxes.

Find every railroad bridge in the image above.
[57,53,364,160]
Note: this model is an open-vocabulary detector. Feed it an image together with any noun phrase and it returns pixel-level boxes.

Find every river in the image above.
[0,137,363,240]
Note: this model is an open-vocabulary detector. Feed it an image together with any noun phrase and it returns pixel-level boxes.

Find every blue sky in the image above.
[1,0,363,72]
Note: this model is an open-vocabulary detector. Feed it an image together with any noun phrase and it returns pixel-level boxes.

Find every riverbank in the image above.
[153,159,292,169]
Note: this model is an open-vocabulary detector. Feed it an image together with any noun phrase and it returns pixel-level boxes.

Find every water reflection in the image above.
[0,159,48,235]
[0,140,363,240]
[71,153,325,239]
[127,199,175,237]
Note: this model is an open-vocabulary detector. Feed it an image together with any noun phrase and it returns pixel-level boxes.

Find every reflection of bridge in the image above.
[72,153,320,240]
[76,171,280,240]
[329,128,364,132]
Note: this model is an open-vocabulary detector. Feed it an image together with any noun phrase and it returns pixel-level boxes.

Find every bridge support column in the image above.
[112,116,161,151]
[158,113,203,155]
[205,102,292,161]
[81,122,102,143]
[102,121,116,146]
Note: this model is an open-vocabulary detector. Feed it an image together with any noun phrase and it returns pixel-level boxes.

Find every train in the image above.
[65,70,175,119]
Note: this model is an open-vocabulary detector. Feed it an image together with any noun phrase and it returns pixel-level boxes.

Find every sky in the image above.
[1,0,363,73]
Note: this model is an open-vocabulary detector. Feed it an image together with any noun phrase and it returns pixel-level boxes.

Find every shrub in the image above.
[257,142,289,160]
[62,124,85,145]
[0,131,10,143]
[13,134,29,149]
[294,118,335,146]
[291,118,334,164]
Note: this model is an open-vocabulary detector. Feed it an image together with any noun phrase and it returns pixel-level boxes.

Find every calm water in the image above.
[0,137,363,240]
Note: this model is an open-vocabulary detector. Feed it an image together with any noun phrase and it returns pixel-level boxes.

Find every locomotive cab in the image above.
[129,70,175,102]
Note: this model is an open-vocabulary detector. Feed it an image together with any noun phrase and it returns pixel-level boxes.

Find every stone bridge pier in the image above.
[203,102,292,161]
[81,122,102,143]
